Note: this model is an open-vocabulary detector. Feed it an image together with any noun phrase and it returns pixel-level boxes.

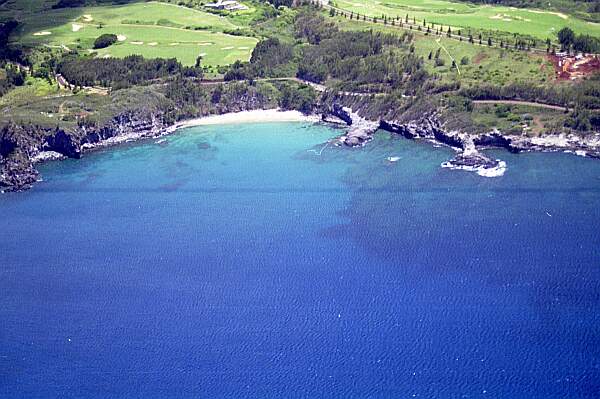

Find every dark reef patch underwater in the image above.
[1,122,600,398]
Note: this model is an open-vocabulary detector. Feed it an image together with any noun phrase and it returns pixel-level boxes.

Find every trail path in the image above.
[472,100,568,111]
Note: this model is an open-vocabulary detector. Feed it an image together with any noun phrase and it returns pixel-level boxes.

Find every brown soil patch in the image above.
[548,54,600,80]
[473,52,488,65]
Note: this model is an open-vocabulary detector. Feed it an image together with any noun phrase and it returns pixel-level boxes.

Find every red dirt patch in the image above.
[548,54,600,80]
[473,52,488,65]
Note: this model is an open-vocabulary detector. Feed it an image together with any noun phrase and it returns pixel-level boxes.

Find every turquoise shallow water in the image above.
[1,122,600,398]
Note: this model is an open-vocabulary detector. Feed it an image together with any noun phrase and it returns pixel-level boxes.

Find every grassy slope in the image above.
[5,1,258,66]
[468,103,566,136]
[335,17,554,87]
[333,0,600,40]
[334,16,565,136]
[413,35,554,86]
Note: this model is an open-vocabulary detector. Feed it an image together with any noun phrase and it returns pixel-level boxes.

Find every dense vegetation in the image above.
[52,0,132,8]
[57,55,203,89]
[225,10,426,94]
[0,20,23,62]
[459,78,600,110]
[93,34,118,50]
[557,27,600,53]
[224,38,295,80]
[0,64,26,97]
[295,12,422,92]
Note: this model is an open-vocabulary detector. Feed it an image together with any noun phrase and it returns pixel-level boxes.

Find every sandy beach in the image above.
[175,109,320,128]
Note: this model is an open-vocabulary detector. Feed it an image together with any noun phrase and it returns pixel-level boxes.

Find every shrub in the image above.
[434,58,445,67]
[93,34,118,49]
[460,56,469,65]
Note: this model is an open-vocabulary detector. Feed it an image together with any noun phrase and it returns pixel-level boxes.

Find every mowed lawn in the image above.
[335,0,600,40]
[14,1,258,66]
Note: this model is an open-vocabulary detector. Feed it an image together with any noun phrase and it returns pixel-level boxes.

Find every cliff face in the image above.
[0,111,167,192]
[325,101,600,177]
[0,124,40,192]
[3,97,600,192]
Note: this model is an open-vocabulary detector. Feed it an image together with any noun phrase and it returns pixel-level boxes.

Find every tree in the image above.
[211,84,222,104]
[557,27,575,50]
[93,34,117,49]
[566,107,591,132]
[279,84,316,114]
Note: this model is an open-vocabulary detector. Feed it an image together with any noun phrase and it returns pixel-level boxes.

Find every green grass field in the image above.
[333,0,600,40]
[412,35,554,86]
[8,1,258,66]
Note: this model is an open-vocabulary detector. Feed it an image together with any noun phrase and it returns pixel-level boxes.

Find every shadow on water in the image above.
[158,179,189,192]
[315,140,600,394]
[329,143,600,318]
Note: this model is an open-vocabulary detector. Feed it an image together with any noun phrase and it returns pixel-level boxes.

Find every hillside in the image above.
[0,1,599,191]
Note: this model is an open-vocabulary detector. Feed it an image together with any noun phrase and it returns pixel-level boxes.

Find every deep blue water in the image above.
[1,122,600,398]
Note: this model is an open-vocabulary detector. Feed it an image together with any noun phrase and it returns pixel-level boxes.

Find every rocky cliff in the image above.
[0,110,167,192]
[326,102,600,177]
[3,98,600,192]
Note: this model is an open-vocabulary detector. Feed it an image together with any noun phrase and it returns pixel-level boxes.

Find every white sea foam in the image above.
[441,160,507,177]
[31,151,66,163]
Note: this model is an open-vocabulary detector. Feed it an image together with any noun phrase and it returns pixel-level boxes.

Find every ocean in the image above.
[1,122,599,398]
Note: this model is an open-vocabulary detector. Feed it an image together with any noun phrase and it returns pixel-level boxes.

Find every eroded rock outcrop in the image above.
[0,111,167,192]
[441,140,507,177]
[328,104,379,147]
[44,129,80,159]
